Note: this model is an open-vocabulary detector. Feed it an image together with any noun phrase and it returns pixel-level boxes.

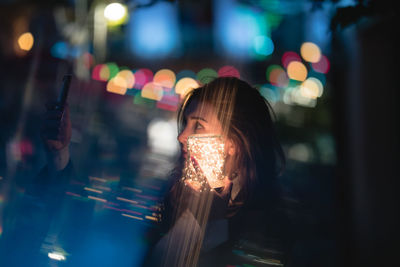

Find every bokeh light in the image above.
[253,35,274,56]
[157,94,180,111]
[266,65,289,87]
[141,82,164,101]
[17,32,34,51]
[107,76,128,95]
[197,68,218,84]
[259,85,280,103]
[282,51,301,69]
[312,54,330,74]
[218,65,240,78]
[133,68,153,89]
[104,3,128,25]
[153,69,176,91]
[287,61,308,81]
[300,77,323,99]
[106,63,120,80]
[116,70,135,88]
[92,64,110,81]
[300,42,321,63]
[175,77,199,97]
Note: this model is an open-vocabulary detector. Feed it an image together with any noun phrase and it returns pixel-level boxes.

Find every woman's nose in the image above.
[178,128,189,147]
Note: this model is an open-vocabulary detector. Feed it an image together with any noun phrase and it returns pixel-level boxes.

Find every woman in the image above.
[147,77,287,266]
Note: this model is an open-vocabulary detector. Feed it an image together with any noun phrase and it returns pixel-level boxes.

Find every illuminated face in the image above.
[178,100,236,171]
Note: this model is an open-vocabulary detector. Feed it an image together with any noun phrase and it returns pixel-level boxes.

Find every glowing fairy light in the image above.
[300,42,321,63]
[48,252,66,261]
[17,32,34,51]
[182,135,226,191]
[175,77,199,98]
[153,69,176,90]
[104,3,128,25]
[287,61,308,81]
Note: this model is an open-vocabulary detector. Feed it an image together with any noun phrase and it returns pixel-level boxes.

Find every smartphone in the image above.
[55,74,72,111]
[186,134,226,189]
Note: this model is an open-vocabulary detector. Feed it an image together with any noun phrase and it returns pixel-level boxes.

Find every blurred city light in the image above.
[300,77,324,99]
[17,32,34,51]
[217,65,240,78]
[147,118,178,156]
[267,65,289,87]
[128,2,180,58]
[92,64,110,81]
[197,68,218,84]
[214,0,271,59]
[107,76,128,95]
[300,42,321,63]
[133,68,153,89]
[104,2,128,26]
[175,77,199,97]
[287,61,308,81]
[48,252,66,261]
[141,82,164,101]
[312,54,330,74]
[153,69,176,91]
[116,70,135,88]
[282,51,301,69]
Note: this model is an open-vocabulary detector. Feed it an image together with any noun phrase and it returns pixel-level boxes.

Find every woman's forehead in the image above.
[184,101,217,120]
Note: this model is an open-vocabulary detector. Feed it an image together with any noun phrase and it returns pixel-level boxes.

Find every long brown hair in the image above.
[161,77,285,229]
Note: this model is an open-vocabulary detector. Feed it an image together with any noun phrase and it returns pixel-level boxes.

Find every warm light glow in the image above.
[153,69,176,90]
[175,77,199,97]
[17,32,34,51]
[300,42,321,63]
[218,65,240,78]
[300,77,323,99]
[116,69,135,88]
[287,61,308,81]
[106,76,127,95]
[48,252,66,261]
[267,65,288,87]
[104,3,127,24]
[183,135,226,190]
[141,82,164,101]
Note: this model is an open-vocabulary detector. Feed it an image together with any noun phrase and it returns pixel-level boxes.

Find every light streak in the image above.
[48,252,66,261]
[84,187,103,194]
[88,196,107,202]
[145,215,158,222]
[116,197,138,205]
[122,213,143,220]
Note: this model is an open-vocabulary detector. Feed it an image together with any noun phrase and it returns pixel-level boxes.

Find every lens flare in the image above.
[287,61,307,81]
[300,42,321,63]
[142,82,163,101]
[218,65,240,78]
[17,32,34,51]
[153,69,176,91]
[175,77,199,98]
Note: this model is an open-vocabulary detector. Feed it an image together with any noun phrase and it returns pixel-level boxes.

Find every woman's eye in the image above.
[194,121,204,130]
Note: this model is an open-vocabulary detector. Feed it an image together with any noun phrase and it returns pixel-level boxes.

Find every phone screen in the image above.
[186,134,226,189]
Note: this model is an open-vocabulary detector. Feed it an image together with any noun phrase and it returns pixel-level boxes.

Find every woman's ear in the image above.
[226,139,236,156]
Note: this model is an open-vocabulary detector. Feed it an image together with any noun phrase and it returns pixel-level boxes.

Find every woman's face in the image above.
[178,100,236,174]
